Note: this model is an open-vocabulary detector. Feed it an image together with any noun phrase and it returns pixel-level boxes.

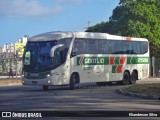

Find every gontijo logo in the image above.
[77,57,109,65]
[84,57,104,64]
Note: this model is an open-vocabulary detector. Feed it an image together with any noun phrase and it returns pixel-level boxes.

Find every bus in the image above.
[22,32,149,90]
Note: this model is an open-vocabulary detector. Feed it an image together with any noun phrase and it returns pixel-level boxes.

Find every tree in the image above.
[86,21,108,33]
[86,0,160,57]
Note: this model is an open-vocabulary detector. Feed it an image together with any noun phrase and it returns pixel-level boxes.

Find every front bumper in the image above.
[21,76,52,86]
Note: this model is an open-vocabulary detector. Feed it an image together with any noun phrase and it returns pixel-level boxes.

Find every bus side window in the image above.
[54,48,61,65]
[133,42,137,54]
[99,40,111,54]
[123,41,133,54]
[110,41,115,54]
[72,39,81,56]
[61,48,68,63]
[141,42,148,54]
[116,41,123,54]
[133,41,141,54]
[86,39,98,54]
[111,40,123,54]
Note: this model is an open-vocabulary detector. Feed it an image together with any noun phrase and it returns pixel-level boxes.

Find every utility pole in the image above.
[87,21,91,28]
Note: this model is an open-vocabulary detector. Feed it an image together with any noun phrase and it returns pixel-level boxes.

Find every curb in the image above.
[116,89,160,100]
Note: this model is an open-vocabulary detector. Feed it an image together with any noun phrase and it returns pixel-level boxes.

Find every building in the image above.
[0,35,28,76]
[0,35,28,59]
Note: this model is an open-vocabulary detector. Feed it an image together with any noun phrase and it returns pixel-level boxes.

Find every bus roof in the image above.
[28,31,148,42]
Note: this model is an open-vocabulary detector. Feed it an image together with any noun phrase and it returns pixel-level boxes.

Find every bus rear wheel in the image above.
[43,85,49,91]
[130,71,137,84]
[121,71,130,85]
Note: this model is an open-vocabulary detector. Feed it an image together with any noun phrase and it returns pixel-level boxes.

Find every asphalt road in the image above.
[0,82,160,119]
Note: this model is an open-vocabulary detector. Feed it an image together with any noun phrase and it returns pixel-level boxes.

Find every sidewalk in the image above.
[0,76,22,86]
[137,77,160,84]
[0,76,21,79]
[117,77,160,100]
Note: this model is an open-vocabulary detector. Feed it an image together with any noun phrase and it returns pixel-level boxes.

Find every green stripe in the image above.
[77,56,149,65]
[115,57,120,64]
[127,57,150,64]
[77,57,81,65]
[112,65,117,73]
[127,57,132,64]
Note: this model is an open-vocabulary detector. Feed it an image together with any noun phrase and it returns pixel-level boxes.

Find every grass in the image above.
[123,83,160,96]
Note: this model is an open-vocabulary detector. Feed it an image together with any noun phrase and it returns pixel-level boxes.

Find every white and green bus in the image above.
[22,32,149,90]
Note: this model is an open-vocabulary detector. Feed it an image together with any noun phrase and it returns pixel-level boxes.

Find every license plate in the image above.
[32,81,38,84]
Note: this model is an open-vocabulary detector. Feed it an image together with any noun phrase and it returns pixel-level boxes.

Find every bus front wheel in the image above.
[70,74,76,90]
[43,85,49,91]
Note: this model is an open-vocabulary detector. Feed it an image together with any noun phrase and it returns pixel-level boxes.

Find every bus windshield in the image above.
[23,41,57,72]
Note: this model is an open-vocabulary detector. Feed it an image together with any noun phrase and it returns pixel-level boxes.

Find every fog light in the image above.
[48,80,51,83]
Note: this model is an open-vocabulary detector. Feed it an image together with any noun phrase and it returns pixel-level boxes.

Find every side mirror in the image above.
[50,44,64,57]
[71,49,77,57]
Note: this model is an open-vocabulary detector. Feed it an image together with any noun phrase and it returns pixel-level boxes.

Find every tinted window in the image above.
[133,41,141,54]
[141,42,148,54]
[55,38,72,64]
[23,38,72,72]
[111,41,123,54]
[72,38,98,55]
[99,40,111,54]
[123,41,133,54]
[72,39,148,56]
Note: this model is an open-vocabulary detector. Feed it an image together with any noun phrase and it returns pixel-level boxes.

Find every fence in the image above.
[0,58,22,77]
[151,57,160,77]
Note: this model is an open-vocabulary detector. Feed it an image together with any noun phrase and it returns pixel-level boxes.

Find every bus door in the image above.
[53,45,71,85]
[71,38,96,83]
[72,56,94,83]
[93,60,106,82]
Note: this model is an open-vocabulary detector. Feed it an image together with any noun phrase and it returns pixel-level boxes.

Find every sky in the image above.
[0,0,119,46]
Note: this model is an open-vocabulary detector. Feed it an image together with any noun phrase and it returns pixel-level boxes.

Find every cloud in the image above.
[0,0,84,18]
[0,0,63,18]
[56,0,84,4]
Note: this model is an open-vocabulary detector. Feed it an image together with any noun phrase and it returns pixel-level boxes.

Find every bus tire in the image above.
[122,71,130,85]
[130,71,137,84]
[43,85,49,91]
[70,74,76,90]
